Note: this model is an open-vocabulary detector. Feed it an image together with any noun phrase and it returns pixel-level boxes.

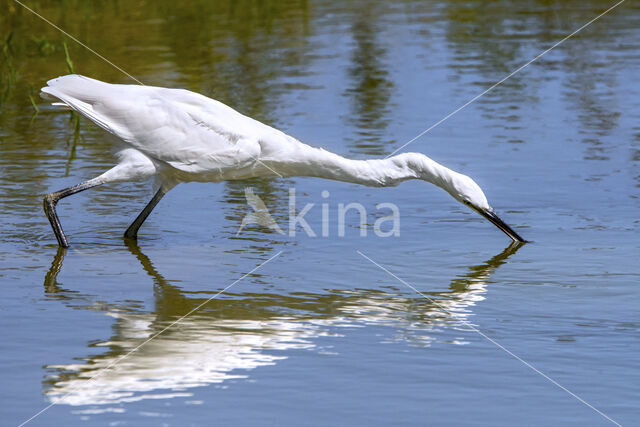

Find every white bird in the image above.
[40,74,525,247]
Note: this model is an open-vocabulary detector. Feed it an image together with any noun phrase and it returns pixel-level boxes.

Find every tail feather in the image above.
[40,74,119,135]
[40,74,108,103]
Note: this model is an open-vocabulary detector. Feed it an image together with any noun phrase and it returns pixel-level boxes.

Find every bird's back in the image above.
[41,75,285,176]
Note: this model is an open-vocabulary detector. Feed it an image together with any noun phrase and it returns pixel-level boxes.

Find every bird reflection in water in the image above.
[42,241,523,407]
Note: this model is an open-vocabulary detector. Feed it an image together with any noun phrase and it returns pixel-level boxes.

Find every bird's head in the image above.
[444,172,526,243]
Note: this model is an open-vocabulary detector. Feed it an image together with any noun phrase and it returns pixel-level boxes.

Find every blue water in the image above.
[1,1,638,425]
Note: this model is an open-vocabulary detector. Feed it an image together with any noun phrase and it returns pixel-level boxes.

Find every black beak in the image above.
[471,206,527,243]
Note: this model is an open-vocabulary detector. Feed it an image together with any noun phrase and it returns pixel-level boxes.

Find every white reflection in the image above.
[47,315,328,406]
[42,242,522,406]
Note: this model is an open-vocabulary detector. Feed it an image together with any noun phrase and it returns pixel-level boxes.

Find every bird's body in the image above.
[40,74,525,247]
[41,76,458,188]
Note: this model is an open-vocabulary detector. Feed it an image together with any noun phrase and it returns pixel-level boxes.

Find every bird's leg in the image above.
[124,188,167,240]
[43,178,103,248]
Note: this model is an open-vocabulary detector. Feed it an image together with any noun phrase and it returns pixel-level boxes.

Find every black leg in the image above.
[124,188,166,240]
[43,179,103,248]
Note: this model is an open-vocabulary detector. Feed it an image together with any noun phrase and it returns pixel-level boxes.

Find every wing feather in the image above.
[41,75,266,174]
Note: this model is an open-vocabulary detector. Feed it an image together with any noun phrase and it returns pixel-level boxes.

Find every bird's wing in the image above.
[41,75,270,174]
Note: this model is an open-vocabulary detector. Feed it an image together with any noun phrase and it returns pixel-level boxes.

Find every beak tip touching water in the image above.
[473,206,527,243]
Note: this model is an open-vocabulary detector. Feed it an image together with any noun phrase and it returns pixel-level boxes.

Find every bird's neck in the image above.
[271,144,453,189]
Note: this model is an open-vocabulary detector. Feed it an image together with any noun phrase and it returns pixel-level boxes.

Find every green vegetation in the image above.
[62,40,82,173]
[28,87,39,113]
[63,40,74,74]
[1,32,17,104]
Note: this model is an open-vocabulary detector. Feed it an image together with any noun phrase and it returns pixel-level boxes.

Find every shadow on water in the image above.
[43,247,67,296]
[41,240,524,407]
[343,4,394,156]
[442,0,632,147]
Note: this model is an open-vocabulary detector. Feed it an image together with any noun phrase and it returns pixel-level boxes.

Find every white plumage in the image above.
[40,74,524,247]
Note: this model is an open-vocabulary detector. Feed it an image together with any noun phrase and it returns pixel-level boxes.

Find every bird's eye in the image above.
[463,200,471,206]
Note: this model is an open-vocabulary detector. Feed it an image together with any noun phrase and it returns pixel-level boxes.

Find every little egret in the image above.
[40,74,525,247]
